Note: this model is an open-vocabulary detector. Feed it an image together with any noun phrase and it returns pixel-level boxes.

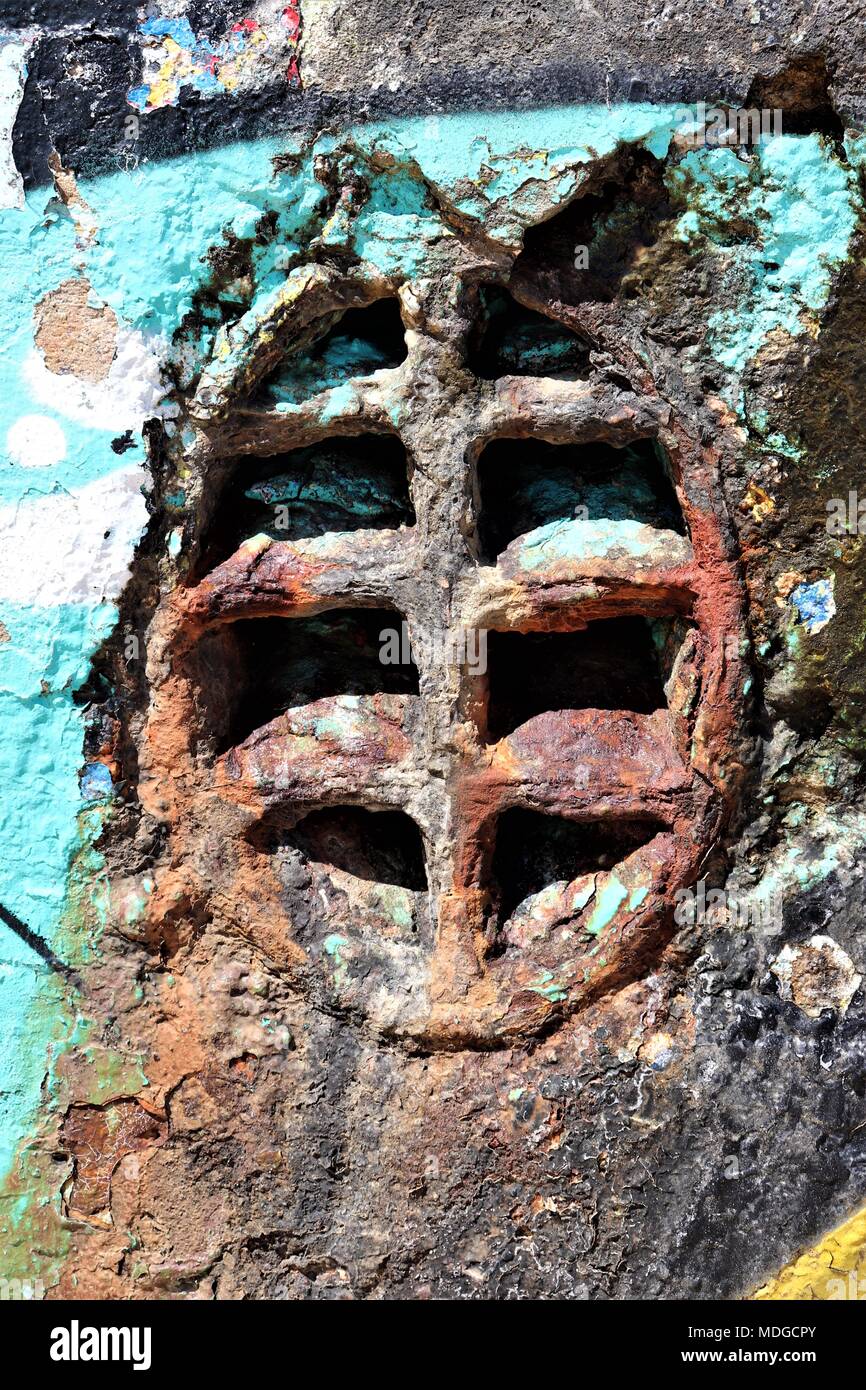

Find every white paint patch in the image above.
[0,38,27,211]
[6,414,67,468]
[0,463,149,607]
[23,326,177,433]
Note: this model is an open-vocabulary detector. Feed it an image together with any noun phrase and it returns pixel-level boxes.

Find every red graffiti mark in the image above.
[283,3,301,41]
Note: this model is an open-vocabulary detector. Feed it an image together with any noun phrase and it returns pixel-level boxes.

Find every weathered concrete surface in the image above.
[301,0,866,125]
[1,2,866,1304]
[6,1,866,181]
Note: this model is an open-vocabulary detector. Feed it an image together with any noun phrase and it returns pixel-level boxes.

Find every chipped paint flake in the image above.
[128,8,301,113]
[0,37,26,211]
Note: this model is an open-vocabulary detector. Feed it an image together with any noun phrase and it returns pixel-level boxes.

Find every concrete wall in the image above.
[1,2,865,1299]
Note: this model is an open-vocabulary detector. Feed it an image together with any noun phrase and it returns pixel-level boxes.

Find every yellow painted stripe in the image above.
[752,1202,866,1300]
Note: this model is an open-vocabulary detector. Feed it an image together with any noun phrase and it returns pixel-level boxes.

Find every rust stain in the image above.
[61,1100,166,1227]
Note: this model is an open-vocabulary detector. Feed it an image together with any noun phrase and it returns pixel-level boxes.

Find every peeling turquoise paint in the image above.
[356,104,685,242]
[318,381,366,424]
[512,516,689,570]
[628,884,650,911]
[571,879,596,913]
[322,932,350,988]
[80,762,114,802]
[745,407,804,466]
[670,135,857,389]
[266,332,397,405]
[374,886,415,932]
[526,970,569,1004]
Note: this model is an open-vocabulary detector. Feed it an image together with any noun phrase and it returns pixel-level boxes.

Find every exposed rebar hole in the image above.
[254,805,428,892]
[467,284,590,380]
[492,808,666,925]
[477,435,684,561]
[260,297,407,406]
[213,608,418,751]
[199,434,414,569]
[515,149,672,304]
[486,616,675,741]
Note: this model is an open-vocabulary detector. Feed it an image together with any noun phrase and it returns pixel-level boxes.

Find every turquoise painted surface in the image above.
[0,601,114,1178]
[585,875,629,937]
[356,104,682,236]
[266,331,397,405]
[511,516,689,569]
[669,134,858,385]
[0,104,860,1220]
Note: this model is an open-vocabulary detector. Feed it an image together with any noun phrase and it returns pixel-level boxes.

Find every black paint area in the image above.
[259,299,407,408]
[283,806,427,891]
[485,617,670,740]
[492,808,664,922]
[0,0,137,24]
[12,27,136,188]
[7,13,846,189]
[210,608,418,750]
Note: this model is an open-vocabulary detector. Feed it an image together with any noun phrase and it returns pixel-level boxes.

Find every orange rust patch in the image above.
[61,1099,166,1226]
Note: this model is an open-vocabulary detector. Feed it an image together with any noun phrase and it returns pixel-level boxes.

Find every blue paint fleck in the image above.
[79,762,114,802]
[790,578,836,634]
[140,18,198,47]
